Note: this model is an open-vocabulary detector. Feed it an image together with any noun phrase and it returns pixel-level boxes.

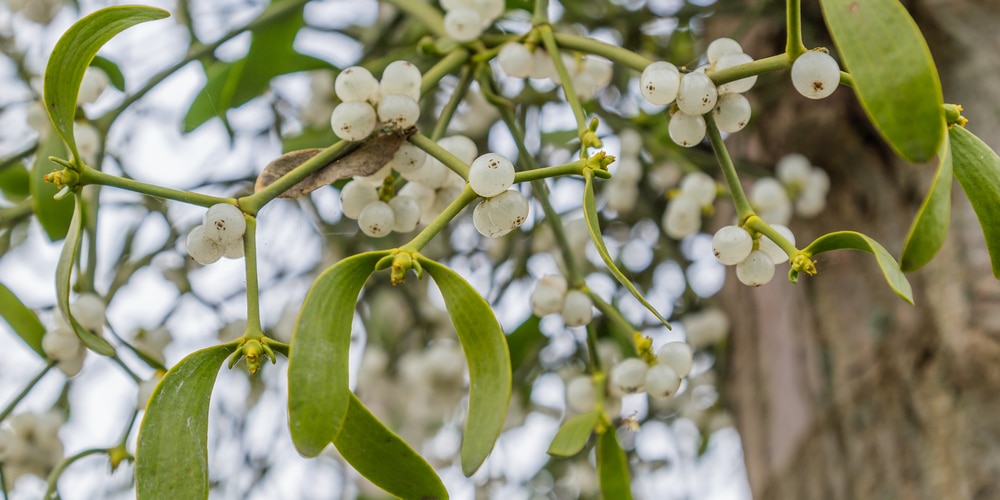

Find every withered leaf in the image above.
[255,127,416,199]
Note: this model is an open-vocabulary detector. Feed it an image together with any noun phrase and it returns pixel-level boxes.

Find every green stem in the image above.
[786,0,806,58]
[0,362,55,423]
[239,140,352,213]
[552,33,653,72]
[531,0,550,25]
[408,133,470,178]
[539,26,588,148]
[97,0,311,128]
[431,65,475,141]
[421,49,470,97]
[705,116,754,221]
[587,292,638,357]
[745,215,799,257]
[0,199,33,221]
[707,53,790,86]
[243,216,263,335]
[496,107,583,284]
[110,355,141,383]
[44,448,109,499]
[78,167,232,208]
[400,185,477,252]
[585,322,603,373]
[512,160,587,183]
[381,0,446,37]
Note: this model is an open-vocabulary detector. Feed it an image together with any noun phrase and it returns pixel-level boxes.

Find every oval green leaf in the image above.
[333,393,448,499]
[583,171,670,328]
[0,282,46,358]
[54,195,115,356]
[597,428,632,500]
[819,0,944,162]
[802,231,914,304]
[287,251,388,457]
[901,131,952,271]
[0,163,30,202]
[43,6,169,160]
[949,125,1000,279]
[419,257,512,476]
[29,133,73,241]
[136,343,236,499]
[547,410,600,457]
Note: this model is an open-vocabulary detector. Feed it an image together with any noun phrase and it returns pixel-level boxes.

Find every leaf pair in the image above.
[547,412,632,500]
[286,252,513,498]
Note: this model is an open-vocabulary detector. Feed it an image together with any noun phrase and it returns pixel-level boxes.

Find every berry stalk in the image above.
[705,116,755,221]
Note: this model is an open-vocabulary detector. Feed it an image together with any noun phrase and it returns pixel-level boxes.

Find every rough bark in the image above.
[710,2,1000,499]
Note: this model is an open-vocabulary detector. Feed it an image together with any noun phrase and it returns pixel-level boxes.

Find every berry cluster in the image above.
[608,342,693,399]
[661,171,717,240]
[340,135,476,237]
[442,0,505,42]
[185,203,246,265]
[529,275,595,327]
[0,411,65,483]
[330,60,422,141]
[640,37,756,147]
[712,223,796,287]
[498,43,614,100]
[750,153,830,225]
[41,293,105,377]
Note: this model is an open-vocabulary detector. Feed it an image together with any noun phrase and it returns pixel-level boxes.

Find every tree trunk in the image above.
[711,2,1000,498]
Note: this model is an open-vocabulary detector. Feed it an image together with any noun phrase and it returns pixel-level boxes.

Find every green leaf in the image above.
[583,171,670,328]
[287,251,388,457]
[89,55,126,92]
[802,231,914,304]
[0,282,46,358]
[949,125,1000,278]
[819,0,944,162]
[183,1,329,132]
[596,429,632,500]
[333,393,449,499]
[419,257,512,476]
[29,133,74,241]
[506,315,544,374]
[547,410,600,457]
[0,163,30,201]
[54,196,115,356]
[901,131,952,271]
[136,343,236,499]
[43,5,169,160]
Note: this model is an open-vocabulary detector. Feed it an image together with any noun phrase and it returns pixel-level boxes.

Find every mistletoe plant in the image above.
[1,0,999,498]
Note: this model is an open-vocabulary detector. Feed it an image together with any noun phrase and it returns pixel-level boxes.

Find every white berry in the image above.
[473,189,529,238]
[645,364,681,399]
[530,275,567,317]
[335,66,380,102]
[675,72,718,115]
[736,249,776,287]
[662,195,702,240]
[376,94,420,130]
[203,204,246,246]
[776,153,812,188]
[387,142,427,174]
[444,7,484,42]
[640,61,681,106]
[707,38,743,65]
[358,201,395,238]
[656,342,693,377]
[713,92,752,133]
[679,171,717,206]
[611,358,648,394]
[340,180,379,219]
[186,225,223,265]
[330,101,376,141]
[712,225,753,265]
[389,195,421,233]
[498,43,534,78]
[438,135,478,164]
[380,60,422,101]
[560,290,594,327]
[469,153,515,198]
[77,67,109,105]
[668,111,706,147]
[791,51,840,99]
[565,375,596,413]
